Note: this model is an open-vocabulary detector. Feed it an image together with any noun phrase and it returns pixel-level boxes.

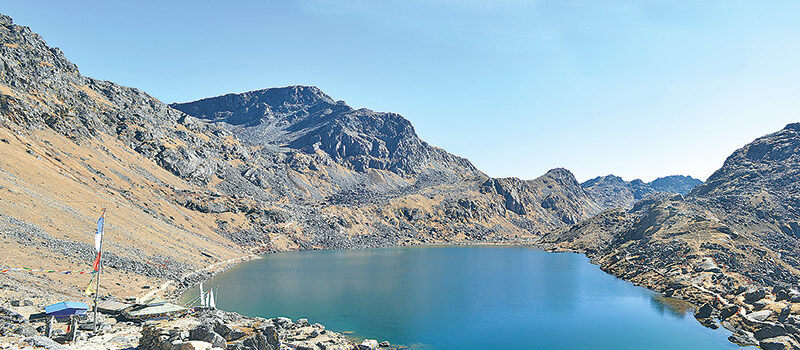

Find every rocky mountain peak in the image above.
[784,122,800,132]
[581,173,701,210]
[170,85,338,126]
[649,175,702,194]
[172,87,479,177]
[541,168,580,185]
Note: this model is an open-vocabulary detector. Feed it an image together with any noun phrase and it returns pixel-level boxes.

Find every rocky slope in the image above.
[542,124,800,348]
[581,174,702,209]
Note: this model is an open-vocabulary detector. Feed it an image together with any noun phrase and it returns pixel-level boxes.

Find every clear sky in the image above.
[4,1,800,182]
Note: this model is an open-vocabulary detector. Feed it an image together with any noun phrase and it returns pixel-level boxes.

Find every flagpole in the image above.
[93,208,105,333]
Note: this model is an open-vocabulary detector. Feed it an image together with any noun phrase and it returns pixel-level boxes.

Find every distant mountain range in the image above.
[1,12,799,348]
[581,174,702,209]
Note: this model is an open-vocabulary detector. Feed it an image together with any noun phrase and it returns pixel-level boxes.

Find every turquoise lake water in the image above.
[183,246,744,349]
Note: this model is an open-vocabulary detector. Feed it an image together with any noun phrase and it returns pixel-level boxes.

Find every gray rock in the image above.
[272,317,292,328]
[747,310,773,322]
[379,341,391,347]
[695,257,721,273]
[778,305,791,322]
[744,287,767,303]
[14,324,38,337]
[0,306,26,323]
[190,324,226,348]
[176,341,214,350]
[753,300,770,310]
[694,303,714,319]
[759,336,800,350]
[358,339,379,350]
[728,329,758,346]
[754,323,788,340]
[720,305,740,319]
[24,336,68,350]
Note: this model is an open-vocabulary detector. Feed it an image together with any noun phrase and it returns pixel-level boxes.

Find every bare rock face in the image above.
[481,168,601,224]
[170,87,478,178]
[581,174,701,210]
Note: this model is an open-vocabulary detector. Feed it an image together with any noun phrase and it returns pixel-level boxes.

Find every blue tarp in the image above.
[45,302,89,319]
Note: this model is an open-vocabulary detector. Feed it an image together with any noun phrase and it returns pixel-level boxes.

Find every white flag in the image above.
[95,214,104,252]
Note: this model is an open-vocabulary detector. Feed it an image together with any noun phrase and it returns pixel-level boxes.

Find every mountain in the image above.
[581,174,702,209]
[543,124,800,348]
[0,12,612,303]
[651,175,703,194]
[170,87,477,178]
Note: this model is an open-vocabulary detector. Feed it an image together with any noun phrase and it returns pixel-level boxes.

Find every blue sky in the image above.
[4,1,800,181]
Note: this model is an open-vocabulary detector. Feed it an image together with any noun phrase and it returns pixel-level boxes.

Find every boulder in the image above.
[358,339,379,350]
[379,341,391,347]
[174,341,214,350]
[14,324,38,337]
[754,323,788,340]
[775,289,791,301]
[694,303,714,319]
[753,300,769,310]
[257,322,279,349]
[760,336,800,350]
[24,336,68,350]
[695,257,721,273]
[744,287,767,303]
[789,289,800,303]
[747,310,773,322]
[697,318,719,329]
[211,320,245,341]
[728,329,758,346]
[720,305,740,319]
[779,305,791,322]
[272,317,292,329]
[0,306,26,323]
[189,324,226,348]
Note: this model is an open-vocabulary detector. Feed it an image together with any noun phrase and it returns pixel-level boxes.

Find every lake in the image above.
[182,246,743,349]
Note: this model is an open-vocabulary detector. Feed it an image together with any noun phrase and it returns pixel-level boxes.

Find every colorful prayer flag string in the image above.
[0,267,97,274]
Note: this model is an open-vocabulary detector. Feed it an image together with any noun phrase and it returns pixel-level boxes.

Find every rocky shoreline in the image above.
[537,242,800,349]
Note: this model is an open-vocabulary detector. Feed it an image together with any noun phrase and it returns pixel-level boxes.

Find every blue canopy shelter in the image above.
[44,302,89,319]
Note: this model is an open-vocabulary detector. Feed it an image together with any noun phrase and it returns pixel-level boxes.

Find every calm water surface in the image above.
[183,246,743,349]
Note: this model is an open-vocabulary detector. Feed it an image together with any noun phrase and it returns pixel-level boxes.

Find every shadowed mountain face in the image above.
[581,174,702,209]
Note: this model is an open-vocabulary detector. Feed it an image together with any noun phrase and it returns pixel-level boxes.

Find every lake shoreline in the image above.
[1,241,785,349]
[179,243,752,350]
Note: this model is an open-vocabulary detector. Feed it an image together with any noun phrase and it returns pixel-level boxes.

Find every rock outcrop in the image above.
[581,174,702,209]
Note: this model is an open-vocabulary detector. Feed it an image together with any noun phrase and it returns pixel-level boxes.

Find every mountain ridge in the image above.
[581,173,702,209]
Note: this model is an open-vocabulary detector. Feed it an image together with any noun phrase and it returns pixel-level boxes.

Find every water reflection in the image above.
[651,295,694,318]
